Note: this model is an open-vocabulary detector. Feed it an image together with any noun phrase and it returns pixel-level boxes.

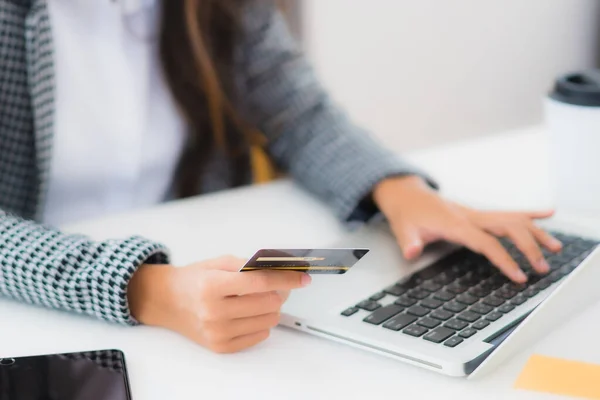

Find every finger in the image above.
[392,224,424,260]
[228,312,281,338]
[523,209,555,220]
[214,330,271,354]
[278,290,291,304]
[224,270,311,296]
[528,223,563,252]
[222,291,284,319]
[505,227,549,274]
[448,226,527,283]
[200,255,248,272]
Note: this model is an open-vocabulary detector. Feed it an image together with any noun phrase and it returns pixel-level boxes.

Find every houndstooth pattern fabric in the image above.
[26,0,56,221]
[0,1,39,219]
[0,213,168,323]
[0,1,432,326]
[0,0,170,326]
[235,2,435,221]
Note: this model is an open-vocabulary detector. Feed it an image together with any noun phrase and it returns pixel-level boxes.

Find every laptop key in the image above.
[421,281,443,292]
[469,287,491,298]
[433,291,455,301]
[527,274,542,285]
[512,254,526,265]
[549,271,564,283]
[566,261,581,274]
[394,296,418,307]
[474,267,493,280]
[363,304,405,325]
[485,311,503,322]
[384,285,407,297]
[576,238,598,248]
[447,282,469,294]
[443,301,467,313]
[369,292,386,301]
[417,317,441,329]
[534,278,552,291]
[523,287,539,298]
[407,305,430,317]
[450,264,469,278]
[457,274,479,287]
[433,273,455,285]
[403,325,429,337]
[482,296,505,307]
[456,293,478,305]
[562,243,578,253]
[463,270,483,284]
[431,309,454,321]
[470,303,493,315]
[459,328,478,339]
[424,327,455,343]
[478,282,495,293]
[557,263,572,275]
[341,307,359,317]
[510,295,528,306]
[382,314,417,331]
[496,288,517,300]
[356,300,382,312]
[444,336,464,348]
[505,283,528,293]
[457,311,480,323]
[488,275,509,288]
[472,320,490,330]
[420,298,443,309]
[416,264,447,280]
[579,240,598,250]
[549,254,571,269]
[407,289,430,300]
[444,319,469,331]
[541,247,554,258]
[498,304,515,314]
[397,276,421,290]
[487,280,505,291]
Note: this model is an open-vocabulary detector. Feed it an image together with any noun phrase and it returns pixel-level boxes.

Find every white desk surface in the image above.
[2,126,599,399]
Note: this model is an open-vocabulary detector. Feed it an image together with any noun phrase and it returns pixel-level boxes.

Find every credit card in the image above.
[240,248,370,274]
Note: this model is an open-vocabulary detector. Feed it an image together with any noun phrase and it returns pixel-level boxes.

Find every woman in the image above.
[0,0,561,354]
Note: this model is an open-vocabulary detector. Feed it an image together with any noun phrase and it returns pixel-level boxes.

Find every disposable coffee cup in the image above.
[545,70,600,215]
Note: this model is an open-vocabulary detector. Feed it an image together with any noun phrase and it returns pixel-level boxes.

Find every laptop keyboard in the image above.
[341,232,598,348]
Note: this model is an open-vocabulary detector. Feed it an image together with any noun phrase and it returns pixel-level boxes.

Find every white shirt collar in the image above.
[120,0,157,16]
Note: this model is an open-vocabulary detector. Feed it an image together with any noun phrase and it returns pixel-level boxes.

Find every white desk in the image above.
[2,126,599,399]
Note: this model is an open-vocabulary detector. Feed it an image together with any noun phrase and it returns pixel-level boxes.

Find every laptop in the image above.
[279,219,600,378]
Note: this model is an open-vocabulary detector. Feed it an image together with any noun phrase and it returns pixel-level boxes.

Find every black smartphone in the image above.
[0,349,132,400]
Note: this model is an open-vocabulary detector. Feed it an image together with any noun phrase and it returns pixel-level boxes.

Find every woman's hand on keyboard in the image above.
[373,176,563,283]
[127,256,311,353]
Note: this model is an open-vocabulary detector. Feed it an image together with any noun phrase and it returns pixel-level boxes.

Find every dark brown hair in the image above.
[159,0,255,198]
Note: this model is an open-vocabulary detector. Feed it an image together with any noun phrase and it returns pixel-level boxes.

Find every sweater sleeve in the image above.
[0,210,169,325]
[236,3,437,223]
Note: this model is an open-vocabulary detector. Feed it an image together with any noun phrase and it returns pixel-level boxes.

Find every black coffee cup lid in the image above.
[550,69,600,107]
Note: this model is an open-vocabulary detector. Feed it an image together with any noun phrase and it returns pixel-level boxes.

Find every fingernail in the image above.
[550,237,563,249]
[412,240,424,249]
[405,242,423,259]
[514,270,528,283]
[537,259,550,273]
[301,273,312,287]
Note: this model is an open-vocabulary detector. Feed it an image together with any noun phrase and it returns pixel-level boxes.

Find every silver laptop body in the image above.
[280,220,600,377]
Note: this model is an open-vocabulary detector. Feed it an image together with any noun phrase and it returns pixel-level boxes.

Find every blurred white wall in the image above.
[301,0,600,151]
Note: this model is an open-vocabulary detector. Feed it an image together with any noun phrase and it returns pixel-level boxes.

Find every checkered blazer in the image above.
[0,1,428,325]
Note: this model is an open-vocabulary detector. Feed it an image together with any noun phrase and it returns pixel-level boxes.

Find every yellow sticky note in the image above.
[515,354,600,399]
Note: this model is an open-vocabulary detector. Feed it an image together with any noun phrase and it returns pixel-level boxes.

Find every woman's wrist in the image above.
[128,263,177,327]
[372,175,431,214]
